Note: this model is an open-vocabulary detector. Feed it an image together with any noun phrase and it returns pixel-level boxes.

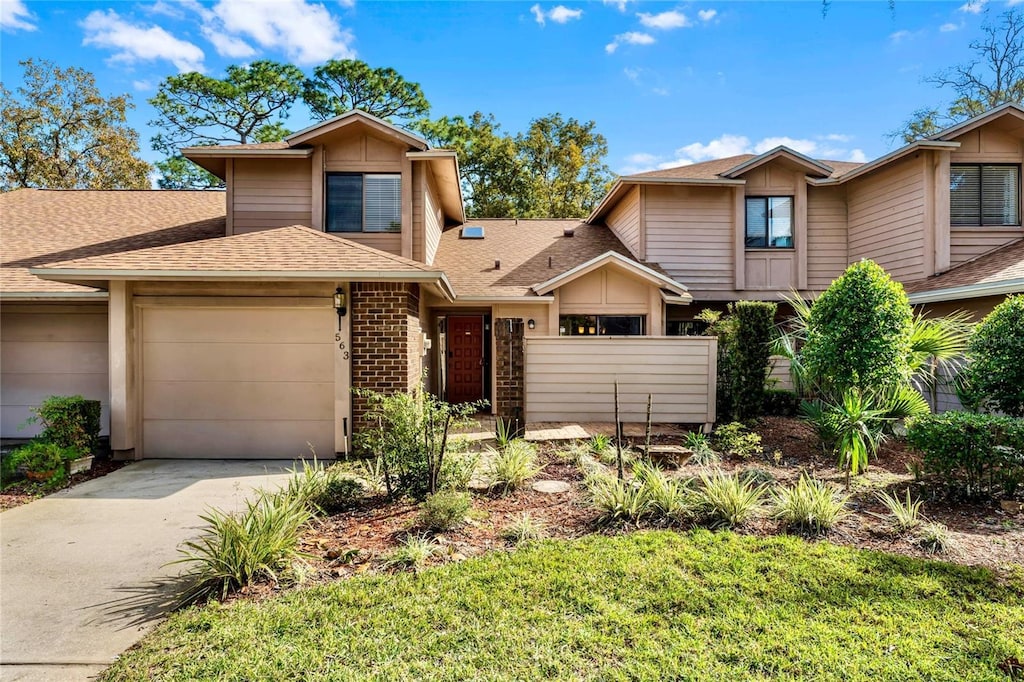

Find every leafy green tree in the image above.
[149,60,304,188]
[302,59,430,122]
[414,112,529,218]
[0,59,151,190]
[516,113,614,218]
[896,10,1024,142]
[965,294,1024,416]
[803,260,915,396]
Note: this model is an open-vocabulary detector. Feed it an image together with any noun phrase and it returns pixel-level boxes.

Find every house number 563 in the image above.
[335,333,350,360]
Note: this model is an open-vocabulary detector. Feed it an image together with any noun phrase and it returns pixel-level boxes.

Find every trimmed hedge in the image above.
[906,411,1024,498]
[731,301,778,421]
[965,294,1024,417]
[764,388,801,417]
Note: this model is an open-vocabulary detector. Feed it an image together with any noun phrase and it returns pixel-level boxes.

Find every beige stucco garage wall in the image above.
[0,303,109,438]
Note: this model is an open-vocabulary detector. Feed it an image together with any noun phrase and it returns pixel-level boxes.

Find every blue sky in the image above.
[0,0,1009,175]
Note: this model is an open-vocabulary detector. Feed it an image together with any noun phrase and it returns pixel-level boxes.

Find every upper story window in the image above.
[326,173,401,233]
[745,196,793,248]
[950,164,1020,226]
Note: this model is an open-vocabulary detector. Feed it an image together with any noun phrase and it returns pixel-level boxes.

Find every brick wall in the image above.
[494,318,526,437]
[351,282,422,430]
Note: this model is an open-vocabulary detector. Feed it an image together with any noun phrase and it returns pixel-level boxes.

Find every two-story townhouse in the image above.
[2,106,1022,460]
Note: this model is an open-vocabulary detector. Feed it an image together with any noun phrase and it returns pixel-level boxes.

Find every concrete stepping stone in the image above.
[532,479,571,494]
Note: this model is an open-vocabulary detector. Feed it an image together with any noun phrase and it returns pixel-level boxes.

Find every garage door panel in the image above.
[0,312,108,342]
[144,381,333,421]
[142,308,331,343]
[143,342,332,382]
[144,420,333,459]
[3,341,108,374]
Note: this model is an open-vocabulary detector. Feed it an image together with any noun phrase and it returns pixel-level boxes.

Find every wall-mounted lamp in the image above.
[333,287,347,330]
[527,319,536,330]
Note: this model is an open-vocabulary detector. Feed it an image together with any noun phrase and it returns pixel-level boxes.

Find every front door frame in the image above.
[443,313,491,405]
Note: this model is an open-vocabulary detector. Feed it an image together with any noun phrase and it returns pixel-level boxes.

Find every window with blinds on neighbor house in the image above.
[950,164,1020,226]
[326,173,402,233]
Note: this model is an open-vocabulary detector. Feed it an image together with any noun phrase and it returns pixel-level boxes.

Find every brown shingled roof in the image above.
[630,155,862,181]
[182,141,292,152]
[37,224,435,276]
[1,189,226,296]
[433,219,670,297]
[904,239,1024,296]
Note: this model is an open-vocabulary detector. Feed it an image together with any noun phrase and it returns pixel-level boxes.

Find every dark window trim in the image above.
[950,162,1021,227]
[745,195,795,249]
[557,314,647,336]
[325,171,402,234]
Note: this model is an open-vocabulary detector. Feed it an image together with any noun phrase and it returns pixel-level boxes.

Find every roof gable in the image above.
[532,251,689,298]
[931,102,1024,142]
[721,146,833,179]
[286,109,429,149]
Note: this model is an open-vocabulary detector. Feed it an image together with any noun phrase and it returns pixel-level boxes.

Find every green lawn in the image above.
[104,530,1023,682]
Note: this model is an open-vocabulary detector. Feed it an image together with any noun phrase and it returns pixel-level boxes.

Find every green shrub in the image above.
[738,467,776,487]
[965,294,1024,417]
[876,489,924,533]
[172,490,312,606]
[6,441,79,486]
[906,411,1024,498]
[696,471,766,528]
[712,422,763,460]
[381,535,438,571]
[587,473,649,524]
[500,513,546,544]
[313,474,364,514]
[418,491,472,532]
[633,461,692,522]
[918,522,954,554]
[803,260,914,395]
[484,440,542,494]
[731,300,778,420]
[354,387,485,498]
[764,388,801,417]
[26,395,101,454]
[770,475,849,533]
[588,433,612,456]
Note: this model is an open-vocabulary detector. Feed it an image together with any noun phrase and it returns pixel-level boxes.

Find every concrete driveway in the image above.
[1,460,295,682]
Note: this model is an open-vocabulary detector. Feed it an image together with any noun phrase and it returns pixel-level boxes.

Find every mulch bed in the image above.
[0,456,128,511]
[293,416,1023,587]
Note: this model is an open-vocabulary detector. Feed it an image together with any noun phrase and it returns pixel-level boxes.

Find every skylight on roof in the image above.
[460,226,485,239]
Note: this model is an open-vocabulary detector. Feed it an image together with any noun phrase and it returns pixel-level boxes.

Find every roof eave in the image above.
[907,278,1024,304]
[930,102,1024,141]
[817,141,961,185]
[0,290,109,301]
[286,110,429,149]
[721,147,833,179]
[29,267,449,286]
[588,176,745,223]
[533,251,687,296]
[407,150,466,225]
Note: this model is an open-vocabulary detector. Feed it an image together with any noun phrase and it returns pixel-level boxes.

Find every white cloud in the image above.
[959,0,986,13]
[336,0,356,7]
[1,0,37,32]
[651,87,670,96]
[211,0,355,64]
[602,0,633,12]
[201,25,257,58]
[623,67,641,81]
[637,10,690,29]
[619,132,868,174]
[698,9,717,21]
[132,79,155,91]
[889,29,911,43]
[940,22,960,32]
[1009,0,1024,6]
[531,4,583,25]
[145,1,187,20]
[81,10,205,72]
[605,31,655,53]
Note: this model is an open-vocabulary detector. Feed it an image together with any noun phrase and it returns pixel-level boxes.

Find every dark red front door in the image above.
[447,316,484,404]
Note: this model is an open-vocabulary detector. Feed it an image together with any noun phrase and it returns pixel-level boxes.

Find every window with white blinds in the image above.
[325,173,402,233]
[745,196,794,248]
[950,164,1020,226]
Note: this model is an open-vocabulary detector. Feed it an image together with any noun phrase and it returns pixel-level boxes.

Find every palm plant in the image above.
[907,311,972,409]
[828,388,889,483]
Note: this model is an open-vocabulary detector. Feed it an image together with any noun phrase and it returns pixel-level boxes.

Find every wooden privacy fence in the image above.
[523,337,717,428]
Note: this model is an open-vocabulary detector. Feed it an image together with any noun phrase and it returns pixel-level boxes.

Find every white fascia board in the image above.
[907,278,1024,304]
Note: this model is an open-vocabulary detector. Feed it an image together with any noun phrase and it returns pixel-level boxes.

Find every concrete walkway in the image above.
[1,460,295,682]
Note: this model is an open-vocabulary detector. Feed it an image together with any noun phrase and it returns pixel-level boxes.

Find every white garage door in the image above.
[0,304,109,438]
[141,304,334,459]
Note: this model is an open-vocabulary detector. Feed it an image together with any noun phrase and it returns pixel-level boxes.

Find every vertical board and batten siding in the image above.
[846,154,927,282]
[231,158,313,234]
[0,304,110,438]
[645,185,735,291]
[604,185,641,258]
[806,186,849,290]
[524,337,717,425]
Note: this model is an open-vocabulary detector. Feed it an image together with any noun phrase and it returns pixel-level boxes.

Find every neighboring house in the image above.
[2,106,1022,460]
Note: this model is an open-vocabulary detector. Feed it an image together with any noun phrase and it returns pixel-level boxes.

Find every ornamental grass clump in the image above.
[876,489,925,533]
[587,472,649,525]
[633,460,692,523]
[381,535,438,571]
[172,490,312,606]
[770,474,849,534]
[500,513,547,544]
[484,439,543,494]
[696,471,767,528]
[418,491,472,532]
